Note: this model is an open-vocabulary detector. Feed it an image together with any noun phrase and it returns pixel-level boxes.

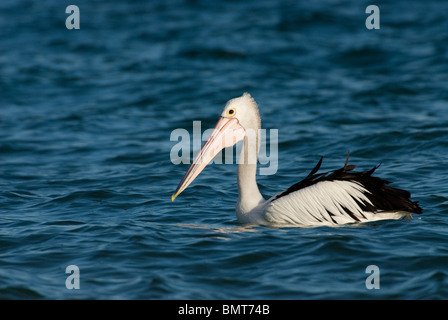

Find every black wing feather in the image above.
[272,154,422,214]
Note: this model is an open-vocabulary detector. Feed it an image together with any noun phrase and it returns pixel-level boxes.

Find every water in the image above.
[1,0,448,299]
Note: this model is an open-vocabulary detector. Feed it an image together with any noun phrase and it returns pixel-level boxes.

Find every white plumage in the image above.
[264,181,402,226]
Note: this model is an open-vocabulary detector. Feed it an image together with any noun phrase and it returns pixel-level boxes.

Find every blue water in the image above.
[1,0,448,299]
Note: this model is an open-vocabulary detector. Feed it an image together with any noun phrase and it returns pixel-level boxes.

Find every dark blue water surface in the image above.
[1,0,448,299]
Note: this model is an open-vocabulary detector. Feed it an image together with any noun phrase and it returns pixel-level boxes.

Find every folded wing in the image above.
[264,155,422,226]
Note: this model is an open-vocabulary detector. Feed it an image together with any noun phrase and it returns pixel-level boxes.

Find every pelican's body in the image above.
[172,93,422,227]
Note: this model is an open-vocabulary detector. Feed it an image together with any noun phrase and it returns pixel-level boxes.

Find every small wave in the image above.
[0,286,44,300]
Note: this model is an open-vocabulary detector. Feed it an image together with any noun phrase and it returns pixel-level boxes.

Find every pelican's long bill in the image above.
[171,117,246,201]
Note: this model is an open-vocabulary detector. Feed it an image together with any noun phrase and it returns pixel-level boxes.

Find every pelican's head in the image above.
[171,93,260,201]
[221,92,261,133]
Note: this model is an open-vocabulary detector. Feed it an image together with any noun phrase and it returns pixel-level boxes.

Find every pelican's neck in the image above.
[236,131,264,216]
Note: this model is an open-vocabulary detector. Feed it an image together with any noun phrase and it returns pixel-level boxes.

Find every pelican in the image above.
[171,93,422,227]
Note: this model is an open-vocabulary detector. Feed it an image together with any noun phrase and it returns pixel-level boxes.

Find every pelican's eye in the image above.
[226,108,236,117]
